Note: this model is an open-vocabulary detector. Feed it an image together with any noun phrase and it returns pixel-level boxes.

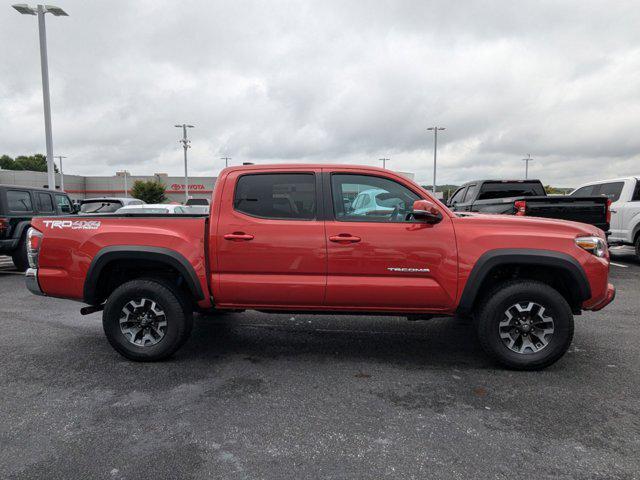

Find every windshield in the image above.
[477,182,545,200]
[80,201,123,213]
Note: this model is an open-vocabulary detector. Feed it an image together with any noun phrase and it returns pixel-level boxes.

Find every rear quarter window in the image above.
[6,190,33,213]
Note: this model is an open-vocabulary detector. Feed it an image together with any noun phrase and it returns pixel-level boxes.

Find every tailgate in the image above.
[523,196,609,231]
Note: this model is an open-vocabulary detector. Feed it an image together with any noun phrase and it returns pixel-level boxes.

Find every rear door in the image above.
[214,168,327,307]
[323,170,457,311]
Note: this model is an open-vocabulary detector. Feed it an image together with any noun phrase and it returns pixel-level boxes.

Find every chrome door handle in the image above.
[329,234,361,244]
[224,232,254,241]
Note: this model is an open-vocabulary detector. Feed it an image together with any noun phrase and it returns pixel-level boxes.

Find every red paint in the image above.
[30,164,614,315]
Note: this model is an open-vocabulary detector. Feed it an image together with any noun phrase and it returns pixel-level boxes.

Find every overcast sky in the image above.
[1,0,639,186]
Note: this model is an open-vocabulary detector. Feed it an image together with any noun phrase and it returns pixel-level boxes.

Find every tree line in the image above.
[0,154,58,173]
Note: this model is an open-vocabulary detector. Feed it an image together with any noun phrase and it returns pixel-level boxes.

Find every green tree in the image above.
[131,180,167,204]
[0,154,58,172]
[0,155,14,169]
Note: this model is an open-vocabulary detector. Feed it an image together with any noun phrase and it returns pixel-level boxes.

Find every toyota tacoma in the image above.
[24,165,615,369]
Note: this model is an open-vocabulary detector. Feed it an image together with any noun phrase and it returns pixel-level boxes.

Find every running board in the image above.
[80,304,105,316]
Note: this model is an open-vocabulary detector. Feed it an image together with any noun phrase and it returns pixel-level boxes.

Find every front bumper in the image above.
[589,283,616,311]
[25,268,45,296]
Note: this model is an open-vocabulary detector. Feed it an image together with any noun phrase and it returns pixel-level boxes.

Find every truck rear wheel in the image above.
[476,280,574,370]
[102,279,193,361]
[11,234,29,272]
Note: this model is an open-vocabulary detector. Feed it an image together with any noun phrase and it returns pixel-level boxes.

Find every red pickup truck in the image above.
[25,164,615,369]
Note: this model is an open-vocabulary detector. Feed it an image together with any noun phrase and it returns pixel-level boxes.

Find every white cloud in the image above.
[1,0,639,187]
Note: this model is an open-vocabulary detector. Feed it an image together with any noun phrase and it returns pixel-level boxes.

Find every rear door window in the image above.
[462,184,479,202]
[234,173,316,220]
[598,182,625,202]
[7,190,33,213]
[37,193,55,213]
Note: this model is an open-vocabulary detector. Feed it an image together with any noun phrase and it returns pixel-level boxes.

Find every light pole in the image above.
[379,158,390,169]
[427,126,445,194]
[12,4,68,191]
[55,155,66,191]
[221,157,231,168]
[175,124,194,204]
[522,154,533,179]
[123,170,129,197]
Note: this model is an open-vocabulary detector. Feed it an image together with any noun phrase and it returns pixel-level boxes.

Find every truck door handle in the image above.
[329,234,361,244]
[224,232,254,241]
[610,209,617,213]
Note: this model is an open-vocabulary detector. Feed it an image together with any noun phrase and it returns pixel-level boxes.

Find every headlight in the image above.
[575,236,607,257]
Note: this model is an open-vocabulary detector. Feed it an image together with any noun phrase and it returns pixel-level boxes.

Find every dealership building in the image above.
[1,167,423,203]
[0,170,217,203]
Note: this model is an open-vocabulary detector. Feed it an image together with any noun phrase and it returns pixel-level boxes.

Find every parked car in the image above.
[0,184,74,271]
[447,179,610,231]
[115,204,194,214]
[571,176,640,257]
[25,165,615,370]
[185,198,209,206]
[349,188,402,217]
[79,197,144,214]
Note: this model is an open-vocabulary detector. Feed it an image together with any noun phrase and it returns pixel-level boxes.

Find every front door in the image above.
[215,169,326,307]
[324,171,458,312]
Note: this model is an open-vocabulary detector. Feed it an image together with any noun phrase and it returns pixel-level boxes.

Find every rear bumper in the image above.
[25,268,45,296]
[588,283,615,312]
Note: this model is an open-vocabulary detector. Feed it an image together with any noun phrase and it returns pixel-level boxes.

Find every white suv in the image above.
[571,177,640,257]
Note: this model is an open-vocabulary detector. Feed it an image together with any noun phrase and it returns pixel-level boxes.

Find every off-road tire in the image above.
[11,234,29,272]
[102,279,193,361]
[476,280,574,370]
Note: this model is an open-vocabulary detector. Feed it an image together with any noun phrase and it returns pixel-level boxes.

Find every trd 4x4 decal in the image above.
[42,220,101,230]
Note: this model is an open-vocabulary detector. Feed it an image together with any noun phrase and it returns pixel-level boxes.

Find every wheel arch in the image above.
[457,249,591,316]
[84,246,204,305]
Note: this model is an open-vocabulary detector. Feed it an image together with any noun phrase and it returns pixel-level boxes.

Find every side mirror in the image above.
[412,199,442,224]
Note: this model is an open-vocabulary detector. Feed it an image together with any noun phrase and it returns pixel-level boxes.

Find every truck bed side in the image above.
[31,215,211,308]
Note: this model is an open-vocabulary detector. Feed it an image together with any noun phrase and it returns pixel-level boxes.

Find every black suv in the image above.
[0,185,75,271]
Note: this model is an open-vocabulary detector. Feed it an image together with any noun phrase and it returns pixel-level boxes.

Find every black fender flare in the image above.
[13,221,31,242]
[456,249,591,315]
[83,246,204,305]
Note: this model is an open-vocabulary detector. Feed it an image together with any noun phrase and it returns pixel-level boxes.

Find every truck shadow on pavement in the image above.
[177,313,491,369]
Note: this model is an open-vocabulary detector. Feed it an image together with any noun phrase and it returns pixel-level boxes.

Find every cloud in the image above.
[1,0,639,187]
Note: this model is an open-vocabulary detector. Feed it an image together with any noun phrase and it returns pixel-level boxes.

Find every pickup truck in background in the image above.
[25,165,615,370]
[447,179,610,232]
[571,176,640,259]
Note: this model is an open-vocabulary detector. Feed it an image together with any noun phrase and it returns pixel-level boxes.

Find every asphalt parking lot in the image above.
[1,251,639,480]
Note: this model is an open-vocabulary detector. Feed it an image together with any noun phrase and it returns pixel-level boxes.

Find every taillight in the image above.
[0,217,8,235]
[27,227,43,269]
[606,199,612,224]
[514,200,526,216]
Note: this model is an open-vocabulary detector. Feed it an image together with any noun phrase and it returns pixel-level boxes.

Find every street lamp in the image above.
[221,157,231,168]
[55,155,66,190]
[379,158,390,169]
[175,124,194,204]
[427,126,445,194]
[12,3,68,191]
[522,154,534,179]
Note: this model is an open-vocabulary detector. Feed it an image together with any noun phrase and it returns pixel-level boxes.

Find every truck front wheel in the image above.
[476,280,574,370]
[102,279,193,361]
